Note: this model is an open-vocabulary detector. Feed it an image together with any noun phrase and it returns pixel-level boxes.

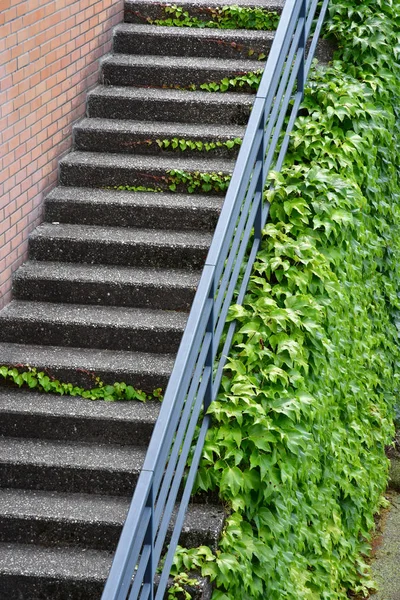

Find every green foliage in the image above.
[114,185,163,192]
[167,170,231,194]
[162,70,263,94]
[0,365,163,402]
[198,70,262,93]
[167,573,199,600]
[170,0,400,598]
[156,137,242,153]
[150,4,280,31]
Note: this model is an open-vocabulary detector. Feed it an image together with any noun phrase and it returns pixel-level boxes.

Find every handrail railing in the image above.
[102,1,330,598]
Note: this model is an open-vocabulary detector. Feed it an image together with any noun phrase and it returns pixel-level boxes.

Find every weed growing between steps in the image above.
[0,366,163,402]
[114,170,231,194]
[161,69,263,93]
[145,4,280,32]
[156,137,242,153]
[168,1,400,599]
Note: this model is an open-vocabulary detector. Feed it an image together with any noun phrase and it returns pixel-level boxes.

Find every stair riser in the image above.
[0,576,105,600]
[0,413,155,446]
[59,160,229,194]
[0,364,169,393]
[113,28,272,61]
[0,320,184,354]
[74,127,240,158]
[45,198,220,231]
[0,515,218,553]
[13,276,197,311]
[124,0,283,24]
[87,92,252,125]
[29,237,209,270]
[0,464,138,496]
[0,517,122,552]
[101,60,259,91]
[0,574,209,600]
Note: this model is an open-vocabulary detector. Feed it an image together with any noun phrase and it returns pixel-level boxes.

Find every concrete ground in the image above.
[369,451,400,600]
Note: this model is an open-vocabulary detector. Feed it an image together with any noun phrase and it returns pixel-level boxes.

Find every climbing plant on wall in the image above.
[171,1,400,598]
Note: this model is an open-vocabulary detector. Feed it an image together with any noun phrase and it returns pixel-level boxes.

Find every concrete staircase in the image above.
[0,0,329,597]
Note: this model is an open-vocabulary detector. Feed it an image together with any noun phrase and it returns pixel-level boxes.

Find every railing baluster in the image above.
[297,0,307,97]
[143,485,154,600]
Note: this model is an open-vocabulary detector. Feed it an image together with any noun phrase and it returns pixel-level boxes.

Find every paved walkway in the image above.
[370,447,400,599]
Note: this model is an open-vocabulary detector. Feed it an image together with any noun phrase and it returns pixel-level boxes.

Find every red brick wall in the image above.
[0,0,124,309]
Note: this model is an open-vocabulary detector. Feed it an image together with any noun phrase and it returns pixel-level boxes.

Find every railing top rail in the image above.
[102,1,330,598]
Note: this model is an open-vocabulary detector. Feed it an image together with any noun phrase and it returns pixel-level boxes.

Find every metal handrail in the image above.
[102,1,330,598]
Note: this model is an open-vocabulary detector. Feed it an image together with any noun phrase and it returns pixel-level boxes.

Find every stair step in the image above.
[0,388,160,446]
[59,150,234,191]
[0,488,225,551]
[0,342,174,390]
[124,0,285,24]
[101,53,261,89]
[87,84,253,124]
[0,300,187,353]
[0,436,145,495]
[13,261,201,310]
[0,543,211,600]
[45,186,222,231]
[74,117,244,157]
[0,543,110,600]
[113,23,274,60]
[29,223,211,269]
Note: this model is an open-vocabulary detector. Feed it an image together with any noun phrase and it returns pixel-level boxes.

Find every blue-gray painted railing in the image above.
[102,1,329,598]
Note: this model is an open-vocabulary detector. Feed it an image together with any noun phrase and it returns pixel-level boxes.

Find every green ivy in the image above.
[161,70,263,94]
[150,5,280,31]
[114,185,163,192]
[170,0,400,598]
[156,137,242,153]
[0,366,163,402]
[166,170,231,194]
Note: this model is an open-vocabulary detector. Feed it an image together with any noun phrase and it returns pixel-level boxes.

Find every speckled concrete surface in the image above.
[87,84,254,124]
[0,341,175,389]
[74,117,244,157]
[0,387,160,445]
[45,186,222,230]
[29,222,212,270]
[114,23,275,60]
[370,492,400,600]
[0,299,188,353]
[14,260,201,310]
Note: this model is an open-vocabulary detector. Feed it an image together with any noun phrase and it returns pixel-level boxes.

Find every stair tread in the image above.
[103,52,262,71]
[88,83,254,106]
[46,185,223,209]
[0,342,175,377]
[30,222,213,248]
[0,300,188,331]
[115,22,275,41]
[15,260,201,289]
[0,487,225,535]
[0,488,130,525]
[60,149,234,173]
[75,117,244,138]
[0,542,111,579]
[0,436,146,472]
[0,388,160,424]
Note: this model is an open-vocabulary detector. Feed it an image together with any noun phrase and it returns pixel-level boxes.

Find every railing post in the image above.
[143,484,154,600]
[297,0,307,98]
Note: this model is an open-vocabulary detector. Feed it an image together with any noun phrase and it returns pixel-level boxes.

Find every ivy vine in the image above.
[168,1,400,599]
[148,5,280,31]
[0,366,163,402]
